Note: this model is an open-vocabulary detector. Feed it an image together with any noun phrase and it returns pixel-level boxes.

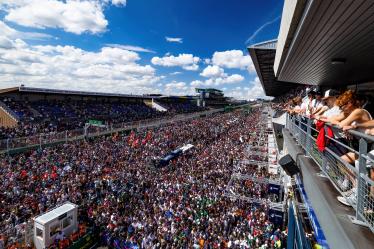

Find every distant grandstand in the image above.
[0,85,207,138]
[195,88,245,108]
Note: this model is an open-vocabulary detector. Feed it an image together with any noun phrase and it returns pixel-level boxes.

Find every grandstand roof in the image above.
[274,0,374,86]
[0,87,19,94]
[0,86,201,100]
[0,86,162,99]
[248,40,300,97]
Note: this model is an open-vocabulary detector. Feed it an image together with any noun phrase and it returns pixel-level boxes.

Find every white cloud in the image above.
[190,73,244,87]
[183,64,199,71]
[0,30,164,94]
[223,74,245,84]
[204,58,211,64]
[151,53,200,71]
[0,0,126,35]
[211,50,255,73]
[195,64,244,87]
[224,76,271,100]
[165,37,183,43]
[0,21,54,40]
[0,36,14,49]
[191,80,204,88]
[225,87,250,100]
[165,81,187,90]
[247,76,272,99]
[110,0,126,6]
[170,71,182,75]
[245,16,280,44]
[164,81,195,95]
[200,65,226,78]
[106,44,155,53]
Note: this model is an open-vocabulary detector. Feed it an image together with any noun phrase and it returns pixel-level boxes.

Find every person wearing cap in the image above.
[314,89,341,119]
[311,90,324,116]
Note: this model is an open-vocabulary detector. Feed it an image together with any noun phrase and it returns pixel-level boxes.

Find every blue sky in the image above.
[0,0,282,99]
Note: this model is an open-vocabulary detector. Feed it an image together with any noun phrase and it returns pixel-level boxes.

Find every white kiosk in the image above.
[33,202,78,249]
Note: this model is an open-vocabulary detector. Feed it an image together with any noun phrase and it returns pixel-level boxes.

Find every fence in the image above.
[287,200,314,249]
[286,114,374,233]
[0,106,246,154]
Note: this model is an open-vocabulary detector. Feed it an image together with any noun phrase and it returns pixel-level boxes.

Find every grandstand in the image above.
[249,0,374,248]
[195,88,235,108]
[0,86,209,149]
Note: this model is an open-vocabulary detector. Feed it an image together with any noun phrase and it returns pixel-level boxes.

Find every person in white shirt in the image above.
[311,91,324,116]
[300,90,315,117]
[314,89,341,119]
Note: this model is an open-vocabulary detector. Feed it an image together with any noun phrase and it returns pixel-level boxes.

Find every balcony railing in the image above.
[286,114,374,233]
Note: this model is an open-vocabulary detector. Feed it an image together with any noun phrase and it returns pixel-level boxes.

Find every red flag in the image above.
[132,138,139,148]
[20,170,28,179]
[128,130,136,145]
[146,130,152,141]
[50,172,58,180]
[141,138,147,145]
[43,172,49,180]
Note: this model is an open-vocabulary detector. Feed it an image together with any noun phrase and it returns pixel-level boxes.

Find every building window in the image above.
[50,223,60,237]
[36,228,43,239]
[62,216,72,229]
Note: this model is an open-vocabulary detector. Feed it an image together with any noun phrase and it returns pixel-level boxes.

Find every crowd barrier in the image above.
[0,106,251,154]
[286,114,374,233]
[287,200,313,249]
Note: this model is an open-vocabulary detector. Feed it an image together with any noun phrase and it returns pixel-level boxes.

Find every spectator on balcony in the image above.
[314,89,341,119]
[300,90,315,117]
[343,119,374,136]
[332,90,371,130]
[316,90,366,159]
[284,97,302,115]
[331,90,372,163]
[310,90,324,117]
[323,90,372,206]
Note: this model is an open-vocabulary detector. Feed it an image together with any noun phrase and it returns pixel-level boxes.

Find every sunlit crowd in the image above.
[0,109,286,249]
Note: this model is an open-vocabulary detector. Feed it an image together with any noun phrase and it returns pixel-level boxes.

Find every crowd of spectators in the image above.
[270,86,308,112]
[0,98,205,140]
[158,101,207,114]
[0,109,286,249]
[281,87,374,208]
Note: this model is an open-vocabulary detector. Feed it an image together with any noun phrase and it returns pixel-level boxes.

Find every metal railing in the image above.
[286,114,374,232]
[287,200,314,249]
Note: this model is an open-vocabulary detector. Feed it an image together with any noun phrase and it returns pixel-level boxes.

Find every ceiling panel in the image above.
[249,46,300,97]
[277,0,374,86]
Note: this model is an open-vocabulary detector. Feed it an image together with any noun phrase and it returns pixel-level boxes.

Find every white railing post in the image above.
[356,138,367,222]
[306,118,312,156]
